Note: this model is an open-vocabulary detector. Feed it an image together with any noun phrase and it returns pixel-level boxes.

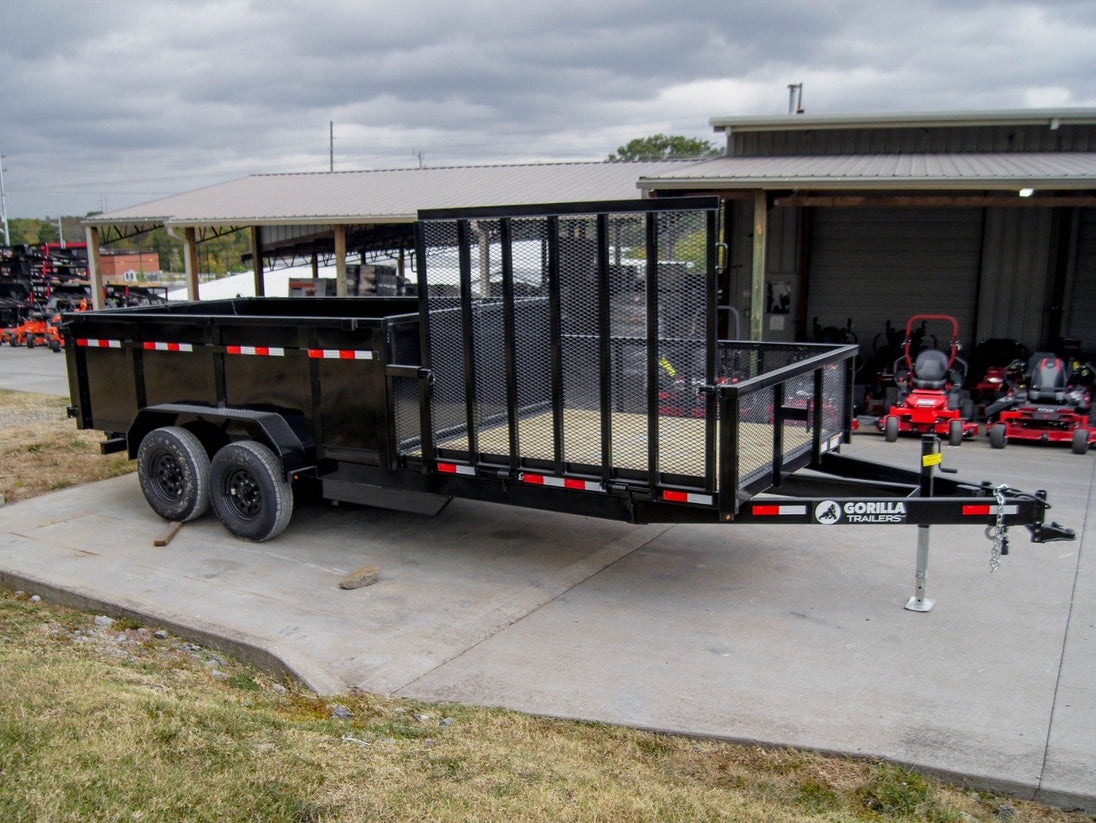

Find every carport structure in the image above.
[84,108,1096,356]
[82,160,687,307]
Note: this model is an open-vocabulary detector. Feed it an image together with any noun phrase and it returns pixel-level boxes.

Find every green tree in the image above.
[607,134,721,162]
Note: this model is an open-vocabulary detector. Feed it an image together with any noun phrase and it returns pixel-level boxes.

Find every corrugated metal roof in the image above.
[709,108,1096,132]
[638,153,1096,191]
[88,161,686,227]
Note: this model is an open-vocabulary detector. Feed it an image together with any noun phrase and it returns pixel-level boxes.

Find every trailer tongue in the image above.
[64,198,1073,610]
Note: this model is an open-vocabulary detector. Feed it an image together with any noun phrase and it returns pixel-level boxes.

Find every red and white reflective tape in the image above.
[962,504,1019,517]
[663,490,714,506]
[437,462,475,476]
[226,345,285,357]
[308,348,373,360]
[142,341,193,352]
[750,503,808,516]
[521,473,602,492]
[77,338,122,349]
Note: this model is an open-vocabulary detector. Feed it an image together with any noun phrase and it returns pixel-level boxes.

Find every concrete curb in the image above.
[0,568,346,696]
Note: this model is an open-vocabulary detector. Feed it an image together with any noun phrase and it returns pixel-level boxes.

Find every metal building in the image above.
[638,109,1096,357]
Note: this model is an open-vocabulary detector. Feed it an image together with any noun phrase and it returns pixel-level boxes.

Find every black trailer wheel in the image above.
[26,336,35,349]
[1072,429,1089,456]
[209,441,293,542]
[49,338,61,353]
[884,416,899,442]
[989,423,1007,450]
[948,419,964,447]
[137,426,211,522]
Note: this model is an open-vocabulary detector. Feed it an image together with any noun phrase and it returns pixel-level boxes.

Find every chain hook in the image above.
[983,484,1009,572]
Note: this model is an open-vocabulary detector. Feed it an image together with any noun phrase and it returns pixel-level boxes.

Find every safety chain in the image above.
[984,484,1009,572]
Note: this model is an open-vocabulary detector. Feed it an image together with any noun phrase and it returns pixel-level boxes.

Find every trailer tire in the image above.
[138,426,211,522]
[49,339,61,353]
[26,336,35,349]
[948,418,964,447]
[1072,429,1089,456]
[209,441,293,542]
[884,416,899,442]
[989,423,1007,450]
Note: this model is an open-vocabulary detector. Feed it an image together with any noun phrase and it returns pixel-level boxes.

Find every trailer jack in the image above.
[904,437,1074,612]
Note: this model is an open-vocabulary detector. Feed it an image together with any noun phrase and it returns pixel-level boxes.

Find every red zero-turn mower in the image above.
[880,315,979,446]
[985,353,1096,455]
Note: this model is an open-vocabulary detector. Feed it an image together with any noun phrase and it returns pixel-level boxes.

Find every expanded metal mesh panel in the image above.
[557,216,602,468]
[510,218,553,462]
[822,364,846,441]
[393,375,421,453]
[736,384,775,488]
[655,209,708,479]
[421,219,468,458]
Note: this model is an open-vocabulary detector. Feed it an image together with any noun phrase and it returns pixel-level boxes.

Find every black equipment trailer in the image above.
[63,198,1073,610]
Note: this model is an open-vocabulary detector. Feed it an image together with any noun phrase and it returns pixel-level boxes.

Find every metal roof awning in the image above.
[638,152,1096,200]
[84,160,688,230]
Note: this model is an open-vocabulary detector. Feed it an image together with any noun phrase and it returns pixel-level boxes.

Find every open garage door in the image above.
[1066,208,1096,354]
[806,208,984,351]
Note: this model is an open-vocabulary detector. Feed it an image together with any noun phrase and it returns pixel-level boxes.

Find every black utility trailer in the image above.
[64,198,1072,610]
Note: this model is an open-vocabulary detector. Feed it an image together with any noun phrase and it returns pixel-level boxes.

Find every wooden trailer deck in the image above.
[428,408,811,483]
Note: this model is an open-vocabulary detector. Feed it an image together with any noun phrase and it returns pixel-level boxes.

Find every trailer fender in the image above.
[127,404,312,476]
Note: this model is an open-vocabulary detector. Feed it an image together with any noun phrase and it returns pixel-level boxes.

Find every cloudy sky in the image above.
[2,0,1094,220]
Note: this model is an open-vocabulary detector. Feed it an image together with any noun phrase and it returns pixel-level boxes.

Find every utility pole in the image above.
[0,146,9,246]
[329,121,334,172]
[57,214,65,248]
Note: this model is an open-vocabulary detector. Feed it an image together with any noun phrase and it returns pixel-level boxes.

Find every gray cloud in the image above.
[1,0,1093,218]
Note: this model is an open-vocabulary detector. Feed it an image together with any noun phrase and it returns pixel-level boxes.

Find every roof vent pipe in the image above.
[787,83,804,115]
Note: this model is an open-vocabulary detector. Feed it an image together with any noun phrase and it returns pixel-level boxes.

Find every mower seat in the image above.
[1027,354,1068,403]
[912,349,949,390]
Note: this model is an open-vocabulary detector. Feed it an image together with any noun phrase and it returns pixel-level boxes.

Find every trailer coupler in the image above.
[998,488,1075,544]
[1028,520,1075,543]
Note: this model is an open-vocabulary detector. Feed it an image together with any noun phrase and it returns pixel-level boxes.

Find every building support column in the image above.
[251,226,265,297]
[85,226,104,309]
[183,226,200,301]
[750,190,768,341]
[334,225,348,296]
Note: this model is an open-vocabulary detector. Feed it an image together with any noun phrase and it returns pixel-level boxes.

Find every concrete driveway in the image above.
[0,348,1092,810]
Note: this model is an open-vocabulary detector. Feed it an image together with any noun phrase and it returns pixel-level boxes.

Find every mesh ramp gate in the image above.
[410,198,721,499]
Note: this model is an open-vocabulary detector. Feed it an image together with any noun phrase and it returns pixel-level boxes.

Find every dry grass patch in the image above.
[0,389,133,502]
[2,589,1093,823]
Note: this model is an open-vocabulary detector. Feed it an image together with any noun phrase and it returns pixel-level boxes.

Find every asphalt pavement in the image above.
[0,345,1093,811]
